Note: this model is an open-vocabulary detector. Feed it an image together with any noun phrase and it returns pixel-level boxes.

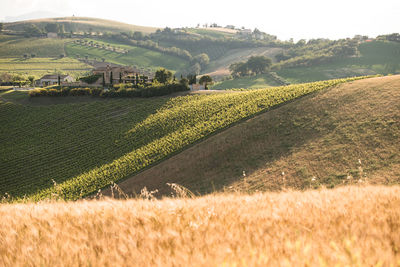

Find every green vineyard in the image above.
[0,77,368,201]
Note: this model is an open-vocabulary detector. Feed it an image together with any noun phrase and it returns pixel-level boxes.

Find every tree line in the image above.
[229,56,272,78]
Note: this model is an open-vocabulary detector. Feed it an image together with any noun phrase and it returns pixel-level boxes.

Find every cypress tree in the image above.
[110,71,113,85]
[57,75,61,86]
[102,73,105,87]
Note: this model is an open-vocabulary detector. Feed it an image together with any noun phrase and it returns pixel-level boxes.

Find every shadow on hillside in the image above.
[106,91,333,198]
[107,76,400,198]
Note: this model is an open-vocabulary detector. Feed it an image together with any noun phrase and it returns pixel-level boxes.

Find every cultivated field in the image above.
[0,57,92,77]
[65,39,188,72]
[0,34,69,58]
[0,77,364,201]
[1,185,399,266]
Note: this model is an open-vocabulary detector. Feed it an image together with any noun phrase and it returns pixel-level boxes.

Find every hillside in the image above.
[210,73,282,90]
[277,41,400,83]
[110,75,400,196]
[0,57,92,78]
[203,47,284,78]
[0,34,69,57]
[0,78,362,201]
[65,38,188,72]
[3,17,158,34]
[1,186,400,266]
[2,17,399,85]
[210,40,400,89]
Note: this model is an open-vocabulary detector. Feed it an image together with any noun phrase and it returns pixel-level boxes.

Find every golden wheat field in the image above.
[1,185,400,266]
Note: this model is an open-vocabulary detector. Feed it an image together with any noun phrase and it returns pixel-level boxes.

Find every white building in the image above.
[36,74,74,87]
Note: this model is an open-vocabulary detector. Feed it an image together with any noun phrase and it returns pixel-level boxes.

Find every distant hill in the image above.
[4,17,159,34]
[2,11,64,22]
[277,40,400,83]
[113,75,400,195]
[1,16,399,87]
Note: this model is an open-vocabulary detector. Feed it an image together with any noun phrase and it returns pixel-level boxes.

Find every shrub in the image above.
[79,74,102,84]
[28,83,189,98]
[70,88,91,96]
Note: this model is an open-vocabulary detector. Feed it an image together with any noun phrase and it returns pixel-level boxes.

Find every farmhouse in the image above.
[92,65,154,85]
[36,74,75,87]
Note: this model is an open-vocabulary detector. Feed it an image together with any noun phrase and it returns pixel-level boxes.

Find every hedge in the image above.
[29,82,189,98]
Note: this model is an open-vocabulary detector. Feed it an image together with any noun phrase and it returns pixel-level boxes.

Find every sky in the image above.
[1,0,399,41]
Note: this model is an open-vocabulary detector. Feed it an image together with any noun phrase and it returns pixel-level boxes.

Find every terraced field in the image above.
[0,77,366,201]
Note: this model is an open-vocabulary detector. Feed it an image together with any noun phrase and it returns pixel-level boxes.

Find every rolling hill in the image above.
[1,17,399,85]
[107,75,400,197]
[211,40,400,89]
[3,17,158,34]
[0,77,363,201]
[277,40,400,83]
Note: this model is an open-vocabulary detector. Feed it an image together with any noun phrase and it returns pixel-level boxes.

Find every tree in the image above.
[246,56,272,75]
[189,63,201,75]
[28,76,35,86]
[154,68,173,84]
[229,62,248,77]
[110,71,113,85]
[119,72,122,83]
[0,23,3,32]
[193,53,210,68]
[132,31,144,40]
[135,73,139,86]
[199,75,212,89]
[57,24,64,35]
[58,75,61,86]
[24,24,42,37]
[187,74,196,85]
[45,23,59,33]
[102,73,105,87]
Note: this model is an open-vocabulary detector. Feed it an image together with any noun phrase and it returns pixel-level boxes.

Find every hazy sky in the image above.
[1,0,399,40]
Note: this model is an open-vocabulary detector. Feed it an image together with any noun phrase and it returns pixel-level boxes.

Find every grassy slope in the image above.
[65,39,188,72]
[0,57,92,78]
[278,41,400,83]
[211,73,281,90]
[204,47,283,75]
[209,41,400,89]
[113,75,400,196]
[4,17,158,34]
[0,78,359,200]
[1,186,400,266]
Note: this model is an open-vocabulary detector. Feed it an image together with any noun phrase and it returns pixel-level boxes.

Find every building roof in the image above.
[39,74,69,80]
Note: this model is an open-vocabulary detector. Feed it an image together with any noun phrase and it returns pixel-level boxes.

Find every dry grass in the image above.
[1,185,400,266]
